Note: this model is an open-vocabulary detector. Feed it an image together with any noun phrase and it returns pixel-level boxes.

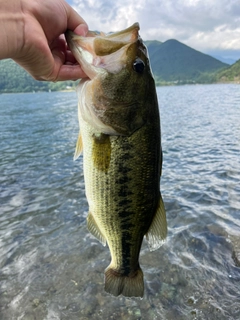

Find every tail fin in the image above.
[104,267,144,298]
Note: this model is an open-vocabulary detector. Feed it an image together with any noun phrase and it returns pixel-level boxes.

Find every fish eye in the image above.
[133,58,145,73]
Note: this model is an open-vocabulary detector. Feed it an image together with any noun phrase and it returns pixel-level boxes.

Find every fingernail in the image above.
[74,24,88,36]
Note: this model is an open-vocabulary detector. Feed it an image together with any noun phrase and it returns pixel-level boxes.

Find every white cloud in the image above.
[70,0,240,59]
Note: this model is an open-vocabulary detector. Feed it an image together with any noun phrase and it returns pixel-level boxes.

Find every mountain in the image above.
[211,55,236,65]
[145,39,228,84]
[215,59,240,82]
[144,40,162,57]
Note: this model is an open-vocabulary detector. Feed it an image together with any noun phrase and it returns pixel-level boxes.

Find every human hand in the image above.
[0,0,88,81]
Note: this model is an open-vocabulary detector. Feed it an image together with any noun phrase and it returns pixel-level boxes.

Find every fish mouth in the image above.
[66,23,140,79]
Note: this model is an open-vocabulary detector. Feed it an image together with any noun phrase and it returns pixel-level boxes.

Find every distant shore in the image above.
[1,81,239,95]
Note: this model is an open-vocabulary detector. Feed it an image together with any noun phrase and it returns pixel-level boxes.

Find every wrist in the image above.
[0,0,24,60]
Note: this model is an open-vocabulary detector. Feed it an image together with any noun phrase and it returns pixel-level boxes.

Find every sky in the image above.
[67,0,240,63]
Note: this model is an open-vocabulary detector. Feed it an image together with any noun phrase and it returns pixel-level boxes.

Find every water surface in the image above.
[0,85,240,319]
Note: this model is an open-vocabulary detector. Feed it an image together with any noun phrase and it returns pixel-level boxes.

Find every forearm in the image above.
[0,0,24,60]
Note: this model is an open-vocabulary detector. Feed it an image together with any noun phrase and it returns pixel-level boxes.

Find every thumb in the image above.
[64,1,88,35]
[74,23,88,36]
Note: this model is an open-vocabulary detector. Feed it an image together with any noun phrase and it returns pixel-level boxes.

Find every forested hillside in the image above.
[0,59,76,93]
[216,59,240,82]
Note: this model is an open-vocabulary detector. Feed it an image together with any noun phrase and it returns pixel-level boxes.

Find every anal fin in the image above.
[145,193,167,251]
[87,212,106,246]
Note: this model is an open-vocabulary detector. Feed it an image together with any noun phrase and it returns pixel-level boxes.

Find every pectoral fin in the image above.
[145,194,167,251]
[74,132,83,161]
[92,133,111,172]
[87,212,107,246]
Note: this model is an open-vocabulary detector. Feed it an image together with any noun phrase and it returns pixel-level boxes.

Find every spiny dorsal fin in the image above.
[87,212,106,246]
[73,132,83,161]
[145,193,167,251]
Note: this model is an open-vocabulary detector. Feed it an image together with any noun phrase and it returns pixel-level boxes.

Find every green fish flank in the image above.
[66,23,167,298]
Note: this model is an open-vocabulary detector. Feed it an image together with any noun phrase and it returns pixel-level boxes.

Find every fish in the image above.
[66,23,167,298]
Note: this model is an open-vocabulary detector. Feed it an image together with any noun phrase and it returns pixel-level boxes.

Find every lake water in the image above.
[0,84,240,320]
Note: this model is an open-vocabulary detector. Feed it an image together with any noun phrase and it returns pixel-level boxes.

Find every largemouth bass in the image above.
[66,23,167,298]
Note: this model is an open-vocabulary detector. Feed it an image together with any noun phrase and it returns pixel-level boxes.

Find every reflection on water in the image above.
[0,85,240,319]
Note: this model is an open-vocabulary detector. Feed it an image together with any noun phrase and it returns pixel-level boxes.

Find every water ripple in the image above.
[0,86,240,319]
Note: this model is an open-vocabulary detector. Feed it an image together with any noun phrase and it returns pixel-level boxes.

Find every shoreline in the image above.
[1,82,239,95]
